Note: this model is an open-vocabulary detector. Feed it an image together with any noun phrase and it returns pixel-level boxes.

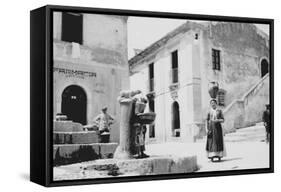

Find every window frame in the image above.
[212,48,221,71]
[61,12,83,44]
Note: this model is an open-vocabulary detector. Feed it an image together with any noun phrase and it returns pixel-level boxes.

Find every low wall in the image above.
[54,121,84,132]
[53,131,99,144]
[223,74,269,132]
[53,143,118,166]
[54,155,198,180]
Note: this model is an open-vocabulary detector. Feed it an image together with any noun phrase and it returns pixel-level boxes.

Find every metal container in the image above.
[208,81,219,99]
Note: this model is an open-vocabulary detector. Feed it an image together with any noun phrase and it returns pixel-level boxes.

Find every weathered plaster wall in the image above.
[201,22,269,109]
[53,12,129,143]
[200,23,269,131]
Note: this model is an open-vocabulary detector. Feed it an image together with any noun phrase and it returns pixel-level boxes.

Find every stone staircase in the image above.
[53,120,118,166]
[223,74,269,133]
[223,122,266,142]
[196,122,266,143]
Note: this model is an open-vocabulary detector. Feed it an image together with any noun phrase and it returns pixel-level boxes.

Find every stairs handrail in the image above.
[224,73,269,114]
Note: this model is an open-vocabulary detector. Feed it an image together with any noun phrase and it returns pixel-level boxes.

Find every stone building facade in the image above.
[129,21,269,143]
[53,12,129,142]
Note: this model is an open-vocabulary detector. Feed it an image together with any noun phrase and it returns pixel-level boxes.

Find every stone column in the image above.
[113,97,133,159]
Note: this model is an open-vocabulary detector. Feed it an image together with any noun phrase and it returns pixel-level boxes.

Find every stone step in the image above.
[54,155,198,180]
[84,155,197,176]
[53,131,99,144]
[54,120,84,132]
[223,124,266,142]
[236,126,265,133]
[224,132,265,138]
[224,136,265,142]
[196,124,266,143]
[53,143,118,166]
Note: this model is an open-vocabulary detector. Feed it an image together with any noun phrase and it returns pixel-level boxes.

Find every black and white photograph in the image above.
[51,9,272,182]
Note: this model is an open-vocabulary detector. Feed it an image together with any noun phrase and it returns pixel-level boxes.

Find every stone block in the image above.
[54,144,100,166]
[54,121,83,132]
[99,143,118,158]
[84,155,198,177]
[169,156,197,173]
[53,143,118,166]
[53,131,99,144]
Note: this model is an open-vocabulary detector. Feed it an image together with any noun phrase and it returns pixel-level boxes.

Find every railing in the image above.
[224,73,269,114]
[241,73,269,106]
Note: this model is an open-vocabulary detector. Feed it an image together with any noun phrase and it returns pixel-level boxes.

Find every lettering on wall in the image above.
[53,67,97,79]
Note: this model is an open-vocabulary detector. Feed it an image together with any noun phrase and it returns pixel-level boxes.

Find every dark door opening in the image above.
[261,59,269,78]
[61,85,87,125]
[148,98,155,138]
[171,101,180,137]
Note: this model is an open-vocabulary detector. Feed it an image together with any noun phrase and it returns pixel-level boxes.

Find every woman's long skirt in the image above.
[206,121,226,158]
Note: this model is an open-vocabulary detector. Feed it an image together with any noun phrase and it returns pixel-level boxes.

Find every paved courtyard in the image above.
[146,141,270,172]
[54,124,270,180]
[146,124,270,172]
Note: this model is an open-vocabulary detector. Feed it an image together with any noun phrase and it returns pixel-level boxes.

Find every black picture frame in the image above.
[30,5,274,187]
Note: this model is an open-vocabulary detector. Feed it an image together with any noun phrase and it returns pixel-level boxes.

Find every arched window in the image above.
[171,101,180,137]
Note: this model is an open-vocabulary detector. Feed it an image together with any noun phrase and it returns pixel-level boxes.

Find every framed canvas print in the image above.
[30,5,274,187]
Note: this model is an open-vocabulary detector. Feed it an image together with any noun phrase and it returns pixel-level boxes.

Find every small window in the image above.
[61,12,83,44]
[171,50,179,83]
[171,50,178,69]
[217,89,226,106]
[148,63,154,92]
[212,49,221,70]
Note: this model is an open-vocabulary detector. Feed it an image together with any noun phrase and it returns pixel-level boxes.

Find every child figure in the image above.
[135,124,148,158]
[131,90,150,158]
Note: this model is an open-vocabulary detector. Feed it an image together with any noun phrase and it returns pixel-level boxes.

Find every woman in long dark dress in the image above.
[206,99,226,162]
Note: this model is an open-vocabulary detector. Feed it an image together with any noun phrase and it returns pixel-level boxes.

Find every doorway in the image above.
[171,101,180,137]
[61,85,87,125]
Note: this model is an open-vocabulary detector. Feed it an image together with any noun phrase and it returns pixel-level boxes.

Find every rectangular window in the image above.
[212,49,221,70]
[148,63,154,92]
[171,50,178,83]
[61,12,83,44]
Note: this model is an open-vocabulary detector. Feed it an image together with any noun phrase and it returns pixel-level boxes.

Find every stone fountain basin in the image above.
[53,155,198,180]
[136,112,156,124]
